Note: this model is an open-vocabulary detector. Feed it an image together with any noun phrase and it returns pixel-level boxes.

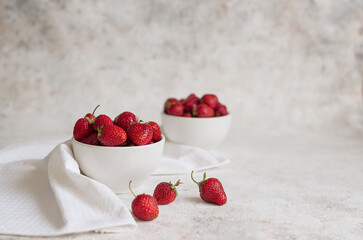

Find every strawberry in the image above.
[193,104,214,117]
[153,180,181,205]
[84,105,100,124]
[114,111,137,131]
[97,124,127,146]
[84,113,96,122]
[215,104,228,116]
[186,93,198,101]
[127,123,153,146]
[164,98,179,112]
[147,121,162,142]
[200,94,219,109]
[129,181,159,221]
[183,112,192,117]
[183,96,199,113]
[73,118,93,141]
[93,114,113,131]
[167,102,184,116]
[80,132,100,146]
[191,171,227,205]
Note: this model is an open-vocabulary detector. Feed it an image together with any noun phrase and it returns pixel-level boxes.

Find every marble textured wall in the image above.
[0,0,363,145]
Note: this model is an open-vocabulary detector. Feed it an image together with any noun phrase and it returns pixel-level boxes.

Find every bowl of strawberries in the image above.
[71,105,164,194]
[162,93,231,149]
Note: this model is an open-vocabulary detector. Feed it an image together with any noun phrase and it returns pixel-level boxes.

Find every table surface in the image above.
[0,133,362,240]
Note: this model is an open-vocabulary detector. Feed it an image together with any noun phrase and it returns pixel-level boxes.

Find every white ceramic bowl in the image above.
[161,113,231,149]
[72,136,165,194]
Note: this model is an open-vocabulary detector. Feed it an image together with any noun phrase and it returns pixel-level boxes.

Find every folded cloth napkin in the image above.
[0,140,137,236]
[0,138,229,236]
[154,141,230,175]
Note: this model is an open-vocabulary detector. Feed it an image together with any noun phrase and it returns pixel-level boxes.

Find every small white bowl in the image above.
[161,113,231,149]
[72,136,165,194]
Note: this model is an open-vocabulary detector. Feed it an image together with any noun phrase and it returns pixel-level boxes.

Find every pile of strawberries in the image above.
[73,105,161,146]
[164,93,228,117]
[130,171,227,221]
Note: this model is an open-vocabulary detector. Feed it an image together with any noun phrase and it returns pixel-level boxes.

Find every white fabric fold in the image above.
[0,138,229,236]
[0,140,136,237]
[154,141,230,175]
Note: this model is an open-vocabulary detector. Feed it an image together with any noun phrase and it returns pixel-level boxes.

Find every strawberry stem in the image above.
[91,104,100,118]
[86,104,100,124]
[170,179,182,197]
[191,171,206,187]
[97,126,103,141]
[174,179,182,186]
[129,180,136,197]
[192,106,198,117]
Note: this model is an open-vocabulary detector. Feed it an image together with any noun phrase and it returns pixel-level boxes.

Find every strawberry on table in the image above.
[129,181,159,221]
[191,171,227,206]
[153,180,181,205]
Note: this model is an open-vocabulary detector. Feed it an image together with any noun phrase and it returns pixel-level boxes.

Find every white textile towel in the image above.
[154,141,230,175]
[0,138,229,236]
[0,140,136,236]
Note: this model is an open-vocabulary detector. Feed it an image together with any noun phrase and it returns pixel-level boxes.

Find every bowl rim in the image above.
[161,111,231,120]
[72,134,165,149]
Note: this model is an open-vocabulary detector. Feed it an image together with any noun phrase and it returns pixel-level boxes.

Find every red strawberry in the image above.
[164,98,179,112]
[183,112,192,117]
[114,111,137,131]
[153,180,181,205]
[81,133,100,146]
[186,93,198,101]
[84,105,100,124]
[97,125,127,146]
[73,118,93,141]
[201,94,219,109]
[215,104,228,116]
[147,121,162,142]
[127,123,153,146]
[167,102,184,116]
[193,104,214,117]
[183,96,199,113]
[93,114,113,131]
[129,181,159,221]
[191,171,227,205]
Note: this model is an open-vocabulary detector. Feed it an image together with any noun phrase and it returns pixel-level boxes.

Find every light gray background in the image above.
[1,0,362,147]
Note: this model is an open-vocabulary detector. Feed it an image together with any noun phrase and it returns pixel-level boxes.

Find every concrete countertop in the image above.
[0,133,362,240]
